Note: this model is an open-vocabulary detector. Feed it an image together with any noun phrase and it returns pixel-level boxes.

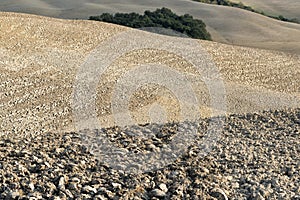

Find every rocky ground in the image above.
[1,108,299,199]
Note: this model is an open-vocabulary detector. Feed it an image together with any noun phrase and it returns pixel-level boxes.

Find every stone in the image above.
[83,185,97,194]
[210,188,228,200]
[94,195,108,200]
[112,182,121,189]
[151,189,166,197]
[29,183,35,191]
[58,176,65,190]
[71,177,80,183]
[64,189,74,198]
[158,183,168,193]
[68,183,78,191]
[10,190,20,198]
[232,182,239,189]
[200,167,210,175]
[253,192,265,200]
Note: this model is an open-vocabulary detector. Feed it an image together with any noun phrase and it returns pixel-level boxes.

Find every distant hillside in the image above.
[229,0,300,21]
[89,7,212,40]
[193,0,299,23]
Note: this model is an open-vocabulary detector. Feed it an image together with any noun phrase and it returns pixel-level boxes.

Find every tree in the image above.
[89,8,212,40]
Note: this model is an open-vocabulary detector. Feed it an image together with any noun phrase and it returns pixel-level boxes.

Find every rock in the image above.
[28,192,43,199]
[200,167,210,175]
[226,176,233,181]
[112,182,121,189]
[44,161,50,168]
[287,166,296,176]
[147,144,158,151]
[71,177,80,183]
[18,164,29,175]
[210,188,228,200]
[59,190,67,199]
[259,186,272,198]
[58,176,65,190]
[105,190,115,199]
[68,182,78,191]
[252,192,265,200]
[64,189,74,198]
[151,189,166,197]
[83,185,97,194]
[46,182,57,194]
[94,195,108,200]
[82,194,92,199]
[10,190,20,198]
[29,183,35,191]
[295,186,300,193]
[293,195,300,200]
[232,182,239,189]
[158,183,168,193]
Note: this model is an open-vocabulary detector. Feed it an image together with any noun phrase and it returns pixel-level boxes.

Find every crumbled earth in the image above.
[1,108,299,199]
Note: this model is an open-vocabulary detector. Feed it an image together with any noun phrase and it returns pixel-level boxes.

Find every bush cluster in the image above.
[89,7,212,40]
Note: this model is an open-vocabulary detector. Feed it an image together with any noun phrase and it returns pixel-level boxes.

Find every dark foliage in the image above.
[89,7,212,40]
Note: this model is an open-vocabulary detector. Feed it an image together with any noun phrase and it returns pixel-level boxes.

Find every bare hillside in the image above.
[0,12,299,134]
[231,0,300,20]
[0,0,300,54]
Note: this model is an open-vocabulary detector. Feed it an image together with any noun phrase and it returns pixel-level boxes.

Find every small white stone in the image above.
[151,189,166,197]
[211,188,228,200]
[58,176,65,190]
[158,183,168,193]
[112,182,121,189]
[71,177,80,183]
[83,185,97,194]
[29,182,35,191]
[201,166,210,174]
[10,190,20,198]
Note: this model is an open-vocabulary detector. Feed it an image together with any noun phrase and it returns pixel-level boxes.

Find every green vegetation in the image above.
[89,7,212,40]
[193,0,299,24]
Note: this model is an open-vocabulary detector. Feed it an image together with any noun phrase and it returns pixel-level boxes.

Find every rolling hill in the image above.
[0,0,300,54]
[230,0,300,21]
[0,12,299,133]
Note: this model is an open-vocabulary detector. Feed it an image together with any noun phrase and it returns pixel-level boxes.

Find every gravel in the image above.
[1,108,299,199]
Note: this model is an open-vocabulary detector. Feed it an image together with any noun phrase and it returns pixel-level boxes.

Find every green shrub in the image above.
[89,8,212,40]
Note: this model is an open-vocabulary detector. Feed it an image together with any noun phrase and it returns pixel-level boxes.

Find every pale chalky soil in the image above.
[0,12,299,136]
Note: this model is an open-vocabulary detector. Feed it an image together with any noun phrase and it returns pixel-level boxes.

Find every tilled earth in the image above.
[1,108,299,199]
[1,12,300,200]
